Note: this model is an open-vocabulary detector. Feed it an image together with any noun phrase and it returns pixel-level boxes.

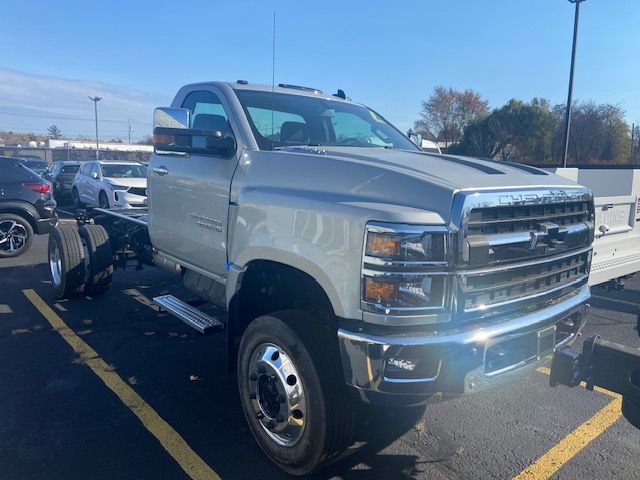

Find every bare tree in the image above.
[416,87,489,149]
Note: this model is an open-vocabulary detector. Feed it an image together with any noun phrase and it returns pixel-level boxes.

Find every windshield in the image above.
[100,164,146,178]
[62,165,80,173]
[24,160,47,169]
[235,90,418,151]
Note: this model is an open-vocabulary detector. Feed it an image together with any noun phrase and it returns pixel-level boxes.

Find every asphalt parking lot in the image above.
[1,230,639,479]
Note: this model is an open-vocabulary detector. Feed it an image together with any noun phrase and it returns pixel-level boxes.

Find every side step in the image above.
[153,294,224,334]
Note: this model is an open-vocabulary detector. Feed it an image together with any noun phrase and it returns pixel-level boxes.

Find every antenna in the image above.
[271,11,276,146]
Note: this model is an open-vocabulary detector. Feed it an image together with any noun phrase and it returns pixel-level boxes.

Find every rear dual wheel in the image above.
[49,223,113,299]
[238,311,355,476]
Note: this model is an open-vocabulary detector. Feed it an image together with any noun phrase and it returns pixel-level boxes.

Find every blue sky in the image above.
[1,0,638,140]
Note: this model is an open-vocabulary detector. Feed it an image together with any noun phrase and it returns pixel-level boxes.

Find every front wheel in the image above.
[98,191,110,209]
[0,214,33,258]
[72,188,83,209]
[237,311,355,476]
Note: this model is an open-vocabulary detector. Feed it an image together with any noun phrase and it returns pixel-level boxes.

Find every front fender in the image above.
[227,188,445,320]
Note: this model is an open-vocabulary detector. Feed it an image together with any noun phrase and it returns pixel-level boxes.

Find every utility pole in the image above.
[632,123,636,162]
[562,0,586,168]
[128,119,133,144]
[88,96,102,160]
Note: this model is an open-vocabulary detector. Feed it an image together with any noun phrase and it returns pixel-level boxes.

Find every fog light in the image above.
[384,355,441,381]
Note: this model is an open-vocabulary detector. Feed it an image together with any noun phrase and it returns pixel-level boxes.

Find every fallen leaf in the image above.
[128,376,138,385]
[189,375,202,381]
[11,328,31,335]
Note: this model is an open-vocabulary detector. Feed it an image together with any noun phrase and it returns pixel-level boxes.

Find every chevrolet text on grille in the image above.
[498,191,591,206]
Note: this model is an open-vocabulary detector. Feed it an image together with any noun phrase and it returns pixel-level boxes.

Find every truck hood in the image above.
[279,146,579,191]
[234,146,584,225]
[104,177,147,189]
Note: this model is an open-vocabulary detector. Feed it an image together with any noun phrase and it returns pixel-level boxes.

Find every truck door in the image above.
[148,88,238,277]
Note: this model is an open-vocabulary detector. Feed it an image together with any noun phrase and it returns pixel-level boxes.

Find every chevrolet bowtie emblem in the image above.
[529,222,560,250]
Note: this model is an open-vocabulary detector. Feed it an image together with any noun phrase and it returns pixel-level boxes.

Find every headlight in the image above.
[362,223,449,317]
[364,223,447,265]
[109,184,130,191]
[365,231,446,263]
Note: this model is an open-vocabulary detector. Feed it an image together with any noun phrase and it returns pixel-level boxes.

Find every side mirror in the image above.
[153,107,236,158]
[407,129,422,147]
[91,171,99,179]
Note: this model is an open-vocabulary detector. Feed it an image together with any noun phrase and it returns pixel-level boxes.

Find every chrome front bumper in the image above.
[338,286,590,406]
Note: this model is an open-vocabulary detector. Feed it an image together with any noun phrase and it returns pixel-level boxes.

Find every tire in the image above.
[72,187,83,209]
[0,213,34,258]
[78,224,113,295]
[48,224,86,299]
[238,311,355,476]
[99,191,110,209]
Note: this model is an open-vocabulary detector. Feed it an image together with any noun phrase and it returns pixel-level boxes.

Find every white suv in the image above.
[72,161,147,209]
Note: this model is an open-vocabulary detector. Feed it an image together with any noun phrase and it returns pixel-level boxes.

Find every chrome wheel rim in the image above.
[0,220,28,254]
[49,241,62,287]
[248,342,307,447]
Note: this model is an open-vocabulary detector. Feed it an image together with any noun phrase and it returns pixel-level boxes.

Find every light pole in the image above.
[562,0,586,168]
[88,96,102,160]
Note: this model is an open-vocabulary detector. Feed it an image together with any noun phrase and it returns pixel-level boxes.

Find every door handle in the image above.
[153,166,169,176]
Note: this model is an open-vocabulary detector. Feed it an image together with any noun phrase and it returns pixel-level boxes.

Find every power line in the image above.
[0,109,152,126]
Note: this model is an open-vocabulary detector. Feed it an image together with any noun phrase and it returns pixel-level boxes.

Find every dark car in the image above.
[18,157,49,177]
[0,156,57,257]
[45,161,81,200]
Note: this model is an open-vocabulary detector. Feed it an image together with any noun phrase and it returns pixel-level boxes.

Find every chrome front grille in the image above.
[458,249,591,317]
[453,188,594,321]
[464,196,593,266]
[127,187,147,196]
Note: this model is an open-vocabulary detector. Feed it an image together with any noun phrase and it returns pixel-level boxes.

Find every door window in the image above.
[182,90,231,134]
[90,163,101,178]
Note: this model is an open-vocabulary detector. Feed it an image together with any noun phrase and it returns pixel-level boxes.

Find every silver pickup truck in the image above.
[48,81,595,475]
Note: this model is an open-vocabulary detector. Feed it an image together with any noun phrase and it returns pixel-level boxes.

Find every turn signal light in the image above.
[154,133,176,145]
[364,278,398,303]
[366,233,400,257]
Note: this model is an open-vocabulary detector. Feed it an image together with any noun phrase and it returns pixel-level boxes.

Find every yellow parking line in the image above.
[23,289,221,480]
[512,366,621,479]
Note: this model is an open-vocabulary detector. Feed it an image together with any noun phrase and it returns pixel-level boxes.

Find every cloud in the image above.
[0,68,171,140]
